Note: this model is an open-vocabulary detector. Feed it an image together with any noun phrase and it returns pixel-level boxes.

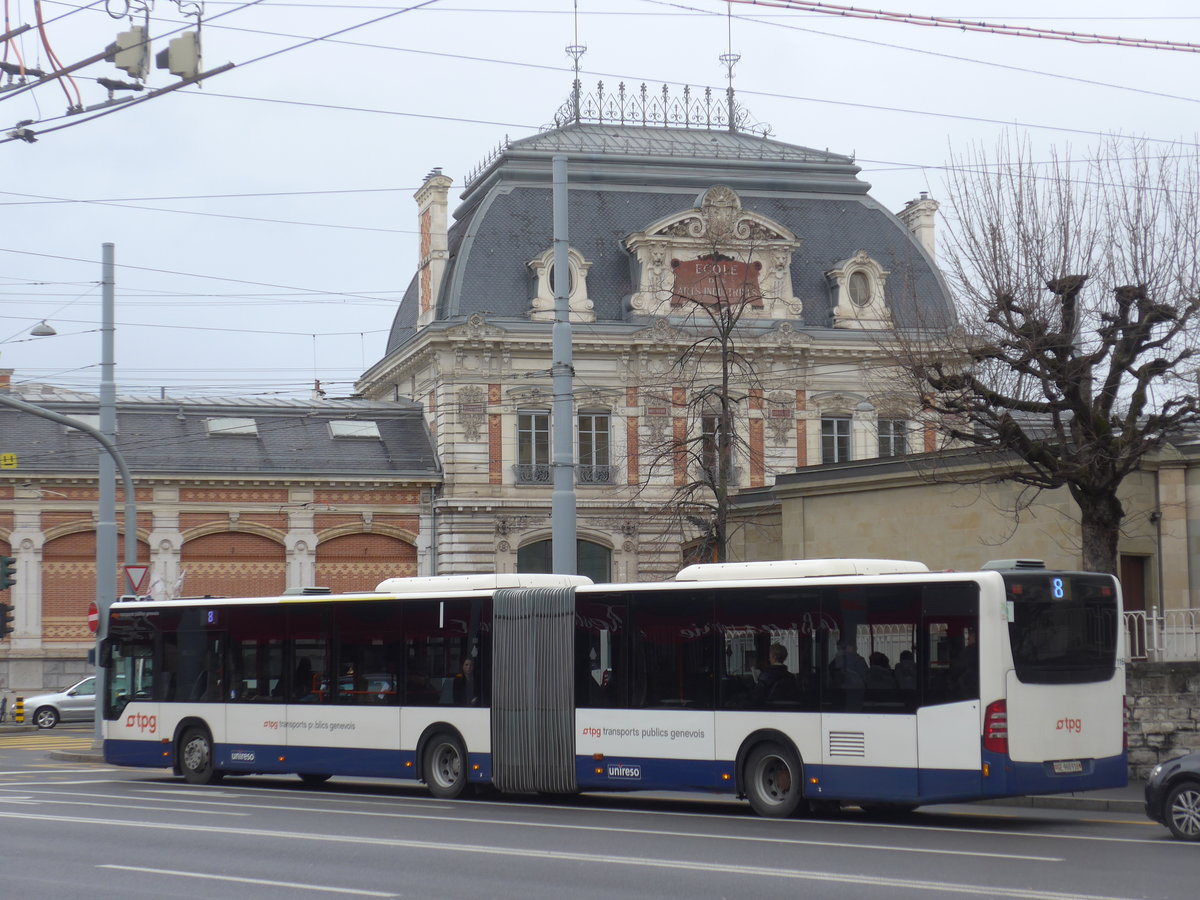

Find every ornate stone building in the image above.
[0,371,439,691]
[355,85,955,581]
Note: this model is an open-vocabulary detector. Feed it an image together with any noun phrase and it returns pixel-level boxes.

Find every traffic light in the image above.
[0,555,15,591]
[105,26,150,79]
[155,31,201,80]
[0,602,13,638]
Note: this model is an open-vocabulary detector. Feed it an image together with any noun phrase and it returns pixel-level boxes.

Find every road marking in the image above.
[81,830,1147,900]
[0,789,1062,861]
[97,865,396,897]
[0,769,117,776]
[0,808,1075,883]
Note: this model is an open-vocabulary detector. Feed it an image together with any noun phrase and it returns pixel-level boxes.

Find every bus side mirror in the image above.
[98,638,113,667]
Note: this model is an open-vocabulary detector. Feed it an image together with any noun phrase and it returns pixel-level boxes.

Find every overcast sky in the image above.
[1,0,1196,400]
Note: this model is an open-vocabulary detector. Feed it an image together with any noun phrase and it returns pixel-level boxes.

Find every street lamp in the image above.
[29,320,57,337]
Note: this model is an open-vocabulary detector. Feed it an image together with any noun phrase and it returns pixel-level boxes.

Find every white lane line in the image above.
[91,839,1129,900]
[28,796,248,816]
[0,790,1062,861]
[0,809,1066,874]
[97,865,396,897]
[0,768,117,776]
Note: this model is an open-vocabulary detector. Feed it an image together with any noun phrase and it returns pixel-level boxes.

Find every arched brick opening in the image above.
[42,531,151,642]
[181,532,285,599]
[316,533,417,592]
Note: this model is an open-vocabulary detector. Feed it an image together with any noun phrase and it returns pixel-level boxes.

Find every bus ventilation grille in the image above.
[828,731,866,757]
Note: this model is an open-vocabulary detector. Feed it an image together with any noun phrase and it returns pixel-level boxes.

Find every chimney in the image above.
[414,168,454,328]
[0,368,12,392]
[897,192,939,259]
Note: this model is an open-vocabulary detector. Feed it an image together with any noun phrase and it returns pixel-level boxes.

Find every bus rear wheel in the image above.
[744,742,805,818]
[424,733,468,799]
[179,726,224,785]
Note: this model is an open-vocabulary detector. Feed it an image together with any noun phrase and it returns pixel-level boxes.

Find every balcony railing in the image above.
[1123,610,1200,661]
[577,464,617,485]
[513,463,551,484]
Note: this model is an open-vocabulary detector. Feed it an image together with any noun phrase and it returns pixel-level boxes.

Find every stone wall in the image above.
[1126,660,1200,779]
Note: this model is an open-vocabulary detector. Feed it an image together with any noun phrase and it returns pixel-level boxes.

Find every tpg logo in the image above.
[124,713,157,734]
[1056,717,1083,734]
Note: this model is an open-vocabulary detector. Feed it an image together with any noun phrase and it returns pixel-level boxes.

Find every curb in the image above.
[975,794,1143,814]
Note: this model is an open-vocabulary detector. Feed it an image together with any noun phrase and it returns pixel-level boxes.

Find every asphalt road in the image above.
[0,724,1190,900]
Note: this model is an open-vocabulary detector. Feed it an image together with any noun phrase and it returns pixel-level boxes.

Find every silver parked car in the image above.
[23,675,96,728]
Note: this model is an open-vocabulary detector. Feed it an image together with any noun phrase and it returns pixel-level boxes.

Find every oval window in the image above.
[848,271,872,307]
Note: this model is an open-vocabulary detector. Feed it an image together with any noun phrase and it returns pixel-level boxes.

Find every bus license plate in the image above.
[1053,759,1083,774]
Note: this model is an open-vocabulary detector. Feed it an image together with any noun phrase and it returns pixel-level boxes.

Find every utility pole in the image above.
[550,155,577,575]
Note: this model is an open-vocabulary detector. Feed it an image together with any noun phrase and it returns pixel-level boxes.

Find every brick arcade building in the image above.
[0,372,439,692]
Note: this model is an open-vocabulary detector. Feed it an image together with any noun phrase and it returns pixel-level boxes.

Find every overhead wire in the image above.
[727,0,1200,52]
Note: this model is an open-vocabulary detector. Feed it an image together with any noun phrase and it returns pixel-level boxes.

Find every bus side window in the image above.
[921,583,981,706]
[575,595,625,709]
[629,591,715,711]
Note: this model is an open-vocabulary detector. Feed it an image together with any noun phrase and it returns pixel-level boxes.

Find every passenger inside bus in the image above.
[753,643,798,703]
[453,657,480,706]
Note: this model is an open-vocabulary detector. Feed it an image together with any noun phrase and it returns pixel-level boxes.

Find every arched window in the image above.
[517,539,611,583]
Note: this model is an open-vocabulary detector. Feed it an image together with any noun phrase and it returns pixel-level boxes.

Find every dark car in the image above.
[1145,751,1200,840]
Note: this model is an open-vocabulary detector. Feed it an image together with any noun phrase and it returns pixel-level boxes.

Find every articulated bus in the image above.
[101,558,1126,817]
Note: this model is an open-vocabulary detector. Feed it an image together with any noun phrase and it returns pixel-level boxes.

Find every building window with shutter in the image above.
[878,419,908,458]
[821,416,851,463]
[577,412,614,485]
[515,410,551,483]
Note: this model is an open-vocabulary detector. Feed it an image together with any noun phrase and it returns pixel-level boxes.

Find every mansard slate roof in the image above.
[0,389,440,478]
[384,121,954,355]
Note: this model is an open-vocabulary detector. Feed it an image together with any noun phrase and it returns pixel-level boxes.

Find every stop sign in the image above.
[87,601,99,634]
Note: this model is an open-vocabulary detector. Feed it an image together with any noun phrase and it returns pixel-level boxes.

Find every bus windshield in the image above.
[1004,573,1118,684]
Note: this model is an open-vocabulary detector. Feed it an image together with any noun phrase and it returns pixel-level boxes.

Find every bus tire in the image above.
[299,773,332,787]
[179,726,224,785]
[423,733,468,799]
[744,741,805,818]
[1165,780,1200,841]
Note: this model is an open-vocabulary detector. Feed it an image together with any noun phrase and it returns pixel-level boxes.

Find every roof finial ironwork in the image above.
[719,1,740,134]
[566,0,587,124]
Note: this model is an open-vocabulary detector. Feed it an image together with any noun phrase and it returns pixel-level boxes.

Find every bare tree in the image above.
[634,244,769,565]
[905,134,1200,574]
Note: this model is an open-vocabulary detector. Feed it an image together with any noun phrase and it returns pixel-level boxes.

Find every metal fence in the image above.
[1123,610,1200,661]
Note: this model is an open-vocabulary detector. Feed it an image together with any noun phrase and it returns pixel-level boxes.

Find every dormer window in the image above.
[826,251,891,330]
[206,417,258,436]
[329,420,380,439]
[64,414,102,434]
[848,270,872,307]
[528,247,594,323]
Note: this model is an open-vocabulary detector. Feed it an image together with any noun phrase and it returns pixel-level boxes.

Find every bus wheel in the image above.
[1166,780,1200,841]
[299,773,332,787]
[424,733,468,799]
[744,742,804,818]
[179,727,224,785]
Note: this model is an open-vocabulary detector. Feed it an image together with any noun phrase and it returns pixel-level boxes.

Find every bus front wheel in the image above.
[744,742,805,818]
[179,727,224,785]
[424,733,468,799]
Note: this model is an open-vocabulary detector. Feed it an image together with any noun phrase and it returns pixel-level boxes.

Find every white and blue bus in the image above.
[101,558,1126,817]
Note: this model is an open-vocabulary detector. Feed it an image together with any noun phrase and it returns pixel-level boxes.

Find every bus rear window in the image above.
[1005,573,1118,684]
